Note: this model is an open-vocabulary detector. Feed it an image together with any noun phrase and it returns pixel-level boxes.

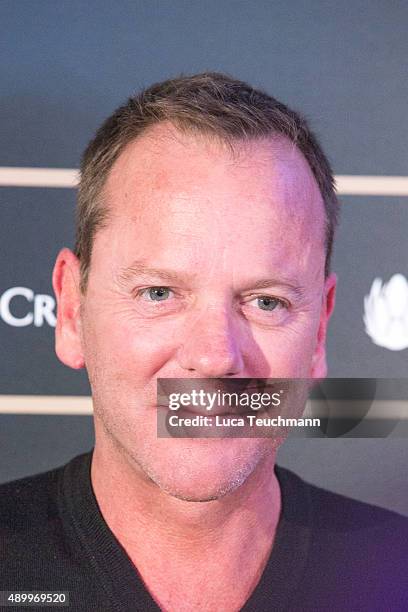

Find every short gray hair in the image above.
[75,72,339,292]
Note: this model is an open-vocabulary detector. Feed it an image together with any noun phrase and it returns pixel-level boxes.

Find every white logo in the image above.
[0,287,56,327]
[364,274,408,351]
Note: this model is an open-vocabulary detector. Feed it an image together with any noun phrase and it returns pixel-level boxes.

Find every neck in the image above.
[92,439,281,542]
[91,431,282,609]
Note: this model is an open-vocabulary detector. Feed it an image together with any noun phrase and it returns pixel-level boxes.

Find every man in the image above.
[1,73,407,611]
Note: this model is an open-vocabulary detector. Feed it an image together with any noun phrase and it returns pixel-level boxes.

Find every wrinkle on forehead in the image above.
[105,123,322,216]
[99,124,326,289]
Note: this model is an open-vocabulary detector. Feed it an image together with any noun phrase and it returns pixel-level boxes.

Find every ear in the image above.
[52,248,85,369]
[311,272,337,378]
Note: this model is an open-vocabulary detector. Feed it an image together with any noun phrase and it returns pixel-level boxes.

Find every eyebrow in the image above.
[247,279,306,300]
[115,260,306,299]
[115,261,196,285]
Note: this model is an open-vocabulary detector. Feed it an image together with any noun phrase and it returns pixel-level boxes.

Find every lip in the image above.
[177,406,243,417]
[157,378,278,394]
[159,402,265,417]
[157,405,244,417]
[156,384,283,416]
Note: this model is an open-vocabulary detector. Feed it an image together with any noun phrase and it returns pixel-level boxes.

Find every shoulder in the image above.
[275,466,408,609]
[0,458,84,584]
[277,465,408,572]
[276,464,408,532]
[306,473,408,536]
[0,465,63,532]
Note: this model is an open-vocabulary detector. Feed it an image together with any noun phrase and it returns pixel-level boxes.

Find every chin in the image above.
[133,437,275,502]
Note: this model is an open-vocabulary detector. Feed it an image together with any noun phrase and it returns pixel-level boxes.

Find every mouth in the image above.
[157,396,275,417]
[175,406,244,417]
[157,377,276,393]
[156,404,245,417]
[157,381,285,414]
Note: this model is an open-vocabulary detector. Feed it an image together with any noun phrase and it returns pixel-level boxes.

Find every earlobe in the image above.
[52,248,85,369]
[311,273,337,378]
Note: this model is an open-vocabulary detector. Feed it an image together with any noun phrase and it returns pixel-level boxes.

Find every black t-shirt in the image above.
[0,449,407,611]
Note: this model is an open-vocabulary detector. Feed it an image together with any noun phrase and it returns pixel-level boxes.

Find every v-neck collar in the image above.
[58,450,312,612]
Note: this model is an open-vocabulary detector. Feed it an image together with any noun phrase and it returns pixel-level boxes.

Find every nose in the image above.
[176,307,245,377]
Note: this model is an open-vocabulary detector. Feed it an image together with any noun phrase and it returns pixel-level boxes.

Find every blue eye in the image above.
[146,287,171,301]
[257,297,281,311]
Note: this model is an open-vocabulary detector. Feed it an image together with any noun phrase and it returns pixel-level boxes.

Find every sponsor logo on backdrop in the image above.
[364,274,408,351]
[0,286,56,327]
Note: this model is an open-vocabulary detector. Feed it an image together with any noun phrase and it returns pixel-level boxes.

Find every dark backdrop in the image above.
[1,0,407,515]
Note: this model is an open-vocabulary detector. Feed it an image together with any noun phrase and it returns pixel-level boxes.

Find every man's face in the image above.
[55,124,336,501]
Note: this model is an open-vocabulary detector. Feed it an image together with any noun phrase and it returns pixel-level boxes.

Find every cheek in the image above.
[82,308,179,384]
[251,319,319,377]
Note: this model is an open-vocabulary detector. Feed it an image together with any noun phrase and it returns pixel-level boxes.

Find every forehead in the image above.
[101,123,326,275]
[105,123,322,209]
